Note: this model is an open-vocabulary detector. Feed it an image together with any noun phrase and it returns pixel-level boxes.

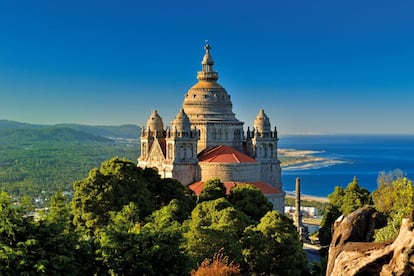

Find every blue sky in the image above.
[1,0,413,134]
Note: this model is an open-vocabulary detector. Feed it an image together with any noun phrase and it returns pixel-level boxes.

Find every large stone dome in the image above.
[182,44,238,122]
[183,81,235,121]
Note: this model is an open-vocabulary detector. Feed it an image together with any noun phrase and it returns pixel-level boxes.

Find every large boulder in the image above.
[326,207,414,275]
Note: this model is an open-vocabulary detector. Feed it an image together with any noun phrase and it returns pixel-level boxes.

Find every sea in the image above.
[279,135,414,198]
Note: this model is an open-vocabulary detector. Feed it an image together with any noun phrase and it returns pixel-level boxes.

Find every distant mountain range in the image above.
[0,120,141,140]
[0,127,113,144]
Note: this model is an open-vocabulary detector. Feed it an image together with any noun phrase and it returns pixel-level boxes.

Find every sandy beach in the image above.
[278,148,326,167]
[280,148,330,203]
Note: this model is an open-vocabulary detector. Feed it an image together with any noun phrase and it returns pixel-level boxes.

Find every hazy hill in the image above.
[0,120,141,198]
[0,127,113,144]
[0,119,45,130]
[0,120,141,139]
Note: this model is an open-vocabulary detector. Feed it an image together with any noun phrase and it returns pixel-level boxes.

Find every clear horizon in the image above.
[1,1,414,134]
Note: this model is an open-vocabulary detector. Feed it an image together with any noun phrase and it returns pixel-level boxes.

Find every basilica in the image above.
[138,44,285,212]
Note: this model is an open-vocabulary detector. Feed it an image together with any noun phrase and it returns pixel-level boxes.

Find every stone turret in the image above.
[144,110,164,138]
[170,109,192,135]
[249,109,281,189]
[254,109,272,135]
[138,110,166,170]
[250,109,278,159]
[164,109,199,185]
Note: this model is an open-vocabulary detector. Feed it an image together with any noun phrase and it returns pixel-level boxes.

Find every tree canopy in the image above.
[0,191,92,275]
[198,178,227,203]
[373,174,414,241]
[71,158,153,235]
[228,184,273,222]
[184,198,249,266]
[319,176,371,246]
[241,210,308,275]
[1,157,311,275]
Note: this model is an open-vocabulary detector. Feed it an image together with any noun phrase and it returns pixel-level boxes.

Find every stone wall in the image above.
[191,122,244,153]
[260,161,282,189]
[171,164,200,186]
[199,162,260,182]
[266,192,285,213]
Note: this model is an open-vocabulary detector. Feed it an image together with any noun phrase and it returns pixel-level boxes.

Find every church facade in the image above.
[138,44,285,212]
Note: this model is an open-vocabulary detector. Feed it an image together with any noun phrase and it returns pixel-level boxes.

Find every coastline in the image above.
[279,148,331,202]
[278,149,326,167]
[278,148,350,172]
[280,135,414,199]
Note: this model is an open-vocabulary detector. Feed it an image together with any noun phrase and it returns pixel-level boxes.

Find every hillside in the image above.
[0,127,113,144]
[0,120,45,130]
[0,121,141,197]
[0,120,140,139]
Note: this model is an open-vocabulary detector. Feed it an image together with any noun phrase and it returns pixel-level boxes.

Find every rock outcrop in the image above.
[326,207,414,275]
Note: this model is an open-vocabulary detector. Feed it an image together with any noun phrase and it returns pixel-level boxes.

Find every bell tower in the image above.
[250,109,282,189]
[164,109,199,185]
[138,110,165,169]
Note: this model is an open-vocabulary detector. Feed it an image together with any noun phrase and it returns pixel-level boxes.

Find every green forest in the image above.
[0,158,308,275]
[0,122,139,199]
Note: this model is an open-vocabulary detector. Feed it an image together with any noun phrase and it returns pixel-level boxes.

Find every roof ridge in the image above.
[232,152,241,163]
[198,144,257,163]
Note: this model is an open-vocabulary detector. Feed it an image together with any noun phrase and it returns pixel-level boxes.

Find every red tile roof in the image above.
[189,181,283,195]
[198,145,257,163]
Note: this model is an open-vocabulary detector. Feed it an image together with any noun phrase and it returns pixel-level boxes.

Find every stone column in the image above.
[294,177,302,234]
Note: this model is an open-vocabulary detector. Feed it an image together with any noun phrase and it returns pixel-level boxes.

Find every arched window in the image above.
[268,144,274,158]
[185,144,192,159]
[260,144,266,158]
[234,129,241,140]
[179,145,185,160]
[141,142,147,158]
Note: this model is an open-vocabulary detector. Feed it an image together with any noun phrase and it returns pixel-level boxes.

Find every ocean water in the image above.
[279,135,414,197]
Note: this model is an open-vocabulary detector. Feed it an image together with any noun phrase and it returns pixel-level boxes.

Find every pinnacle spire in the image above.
[197,42,219,82]
[202,44,214,71]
